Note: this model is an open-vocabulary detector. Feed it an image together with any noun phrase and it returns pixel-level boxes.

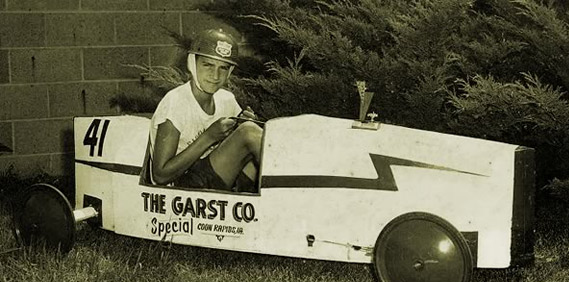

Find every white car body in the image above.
[73,114,535,269]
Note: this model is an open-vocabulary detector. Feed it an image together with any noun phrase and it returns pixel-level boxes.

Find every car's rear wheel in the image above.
[12,183,76,253]
[373,212,472,282]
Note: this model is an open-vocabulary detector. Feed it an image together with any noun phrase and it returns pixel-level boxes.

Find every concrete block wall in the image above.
[0,0,241,177]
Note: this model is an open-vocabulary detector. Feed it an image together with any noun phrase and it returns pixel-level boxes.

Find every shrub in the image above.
[448,73,569,183]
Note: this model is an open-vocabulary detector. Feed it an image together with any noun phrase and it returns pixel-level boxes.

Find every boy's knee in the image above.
[237,121,260,130]
[235,121,261,135]
[234,121,262,144]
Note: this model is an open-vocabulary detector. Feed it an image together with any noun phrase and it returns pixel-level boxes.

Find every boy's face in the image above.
[195,55,232,94]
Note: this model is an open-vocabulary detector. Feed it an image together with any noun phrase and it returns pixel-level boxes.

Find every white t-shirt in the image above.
[149,82,242,163]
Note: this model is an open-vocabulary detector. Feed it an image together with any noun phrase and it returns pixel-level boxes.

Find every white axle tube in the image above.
[73,207,98,222]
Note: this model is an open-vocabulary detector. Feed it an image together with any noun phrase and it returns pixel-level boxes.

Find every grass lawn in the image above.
[1,176,569,281]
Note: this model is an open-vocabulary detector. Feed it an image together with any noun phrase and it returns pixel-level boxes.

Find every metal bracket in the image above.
[306,234,315,247]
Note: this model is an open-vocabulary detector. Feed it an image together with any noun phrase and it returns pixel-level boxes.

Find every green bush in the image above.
[448,74,569,182]
[542,178,569,203]
[0,167,75,211]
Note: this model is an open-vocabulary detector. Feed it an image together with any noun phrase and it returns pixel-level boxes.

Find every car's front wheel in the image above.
[373,212,473,282]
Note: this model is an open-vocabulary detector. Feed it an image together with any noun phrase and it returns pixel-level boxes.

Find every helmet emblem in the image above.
[215,40,232,58]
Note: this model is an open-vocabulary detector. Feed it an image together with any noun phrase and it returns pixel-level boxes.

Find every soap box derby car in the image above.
[13,114,535,282]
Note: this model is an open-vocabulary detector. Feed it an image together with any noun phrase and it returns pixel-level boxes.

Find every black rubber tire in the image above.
[12,183,76,254]
[373,212,473,282]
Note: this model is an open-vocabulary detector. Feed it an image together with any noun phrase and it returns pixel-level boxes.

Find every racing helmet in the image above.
[189,29,239,66]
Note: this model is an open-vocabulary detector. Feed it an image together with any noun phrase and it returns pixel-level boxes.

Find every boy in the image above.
[149,29,262,192]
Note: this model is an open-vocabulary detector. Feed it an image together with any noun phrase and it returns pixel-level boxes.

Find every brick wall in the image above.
[0,0,240,177]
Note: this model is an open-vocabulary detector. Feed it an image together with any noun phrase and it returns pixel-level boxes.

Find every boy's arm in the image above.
[152,118,236,185]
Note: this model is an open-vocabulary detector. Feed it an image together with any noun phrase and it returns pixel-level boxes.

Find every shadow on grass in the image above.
[67,224,375,282]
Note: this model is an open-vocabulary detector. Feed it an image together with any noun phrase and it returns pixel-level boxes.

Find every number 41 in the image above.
[83,119,110,157]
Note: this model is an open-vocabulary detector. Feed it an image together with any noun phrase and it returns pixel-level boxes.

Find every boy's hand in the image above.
[205,117,237,142]
[240,106,257,120]
[230,106,265,126]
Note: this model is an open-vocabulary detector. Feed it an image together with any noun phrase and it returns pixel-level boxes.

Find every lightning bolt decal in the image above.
[260,154,487,191]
